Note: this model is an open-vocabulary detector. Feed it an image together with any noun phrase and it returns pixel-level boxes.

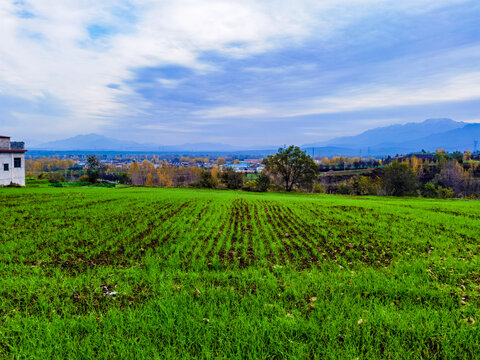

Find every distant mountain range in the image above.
[308,118,465,148]
[32,134,274,153]
[32,118,480,156]
[33,134,144,151]
[301,118,480,156]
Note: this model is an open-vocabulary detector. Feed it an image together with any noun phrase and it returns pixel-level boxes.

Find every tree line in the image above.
[26,147,480,198]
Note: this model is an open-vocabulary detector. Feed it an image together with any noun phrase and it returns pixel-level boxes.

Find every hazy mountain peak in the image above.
[32,134,265,152]
[422,118,458,124]
[31,118,479,156]
[33,133,147,151]
[309,118,465,148]
[301,118,479,156]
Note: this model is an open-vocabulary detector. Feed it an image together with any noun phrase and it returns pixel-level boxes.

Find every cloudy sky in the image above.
[1,0,479,146]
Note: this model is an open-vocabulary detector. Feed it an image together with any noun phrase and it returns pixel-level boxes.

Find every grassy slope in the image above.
[0,187,479,359]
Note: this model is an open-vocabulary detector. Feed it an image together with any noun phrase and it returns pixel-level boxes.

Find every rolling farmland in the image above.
[1,187,480,358]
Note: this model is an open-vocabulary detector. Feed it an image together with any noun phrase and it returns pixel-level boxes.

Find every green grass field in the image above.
[1,187,479,359]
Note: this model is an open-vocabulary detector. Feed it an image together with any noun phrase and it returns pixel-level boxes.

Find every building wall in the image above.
[0,153,26,186]
[0,138,10,150]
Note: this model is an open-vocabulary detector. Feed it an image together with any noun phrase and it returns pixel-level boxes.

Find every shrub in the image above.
[382,161,418,196]
[242,180,258,192]
[78,175,90,183]
[256,174,270,192]
[313,182,326,194]
[353,176,381,195]
[337,183,352,195]
[241,174,271,192]
[422,182,437,198]
[220,169,244,189]
[117,172,130,185]
[422,182,454,199]
[191,170,218,189]
[268,183,285,192]
[437,186,454,199]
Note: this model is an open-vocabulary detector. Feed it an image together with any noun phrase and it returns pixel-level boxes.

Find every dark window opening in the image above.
[3,163,8,171]
[14,158,21,168]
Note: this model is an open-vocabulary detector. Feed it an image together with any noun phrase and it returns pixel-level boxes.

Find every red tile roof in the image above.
[0,149,27,153]
[0,135,11,138]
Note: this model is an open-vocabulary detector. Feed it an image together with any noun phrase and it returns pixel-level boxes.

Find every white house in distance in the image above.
[0,135,27,186]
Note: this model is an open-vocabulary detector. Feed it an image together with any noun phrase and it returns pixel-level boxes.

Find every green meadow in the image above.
[1,187,479,359]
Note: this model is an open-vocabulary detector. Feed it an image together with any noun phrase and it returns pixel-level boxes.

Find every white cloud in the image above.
[139,124,202,133]
[194,70,480,121]
[156,78,183,89]
[193,106,267,118]
[283,72,480,117]
[0,0,319,134]
[0,0,474,139]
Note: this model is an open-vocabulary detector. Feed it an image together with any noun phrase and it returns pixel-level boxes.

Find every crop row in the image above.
[1,188,480,273]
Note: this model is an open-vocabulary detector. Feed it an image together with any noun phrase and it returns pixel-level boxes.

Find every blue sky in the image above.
[1,0,479,146]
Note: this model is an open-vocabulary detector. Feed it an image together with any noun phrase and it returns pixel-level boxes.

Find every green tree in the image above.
[86,155,105,184]
[255,173,270,192]
[263,146,318,191]
[220,168,244,189]
[422,182,438,198]
[451,151,463,163]
[382,161,418,196]
[434,149,448,164]
[337,182,352,195]
[195,170,217,189]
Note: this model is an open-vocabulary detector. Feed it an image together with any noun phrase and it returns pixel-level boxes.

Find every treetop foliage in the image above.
[382,161,418,196]
[263,146,318,191]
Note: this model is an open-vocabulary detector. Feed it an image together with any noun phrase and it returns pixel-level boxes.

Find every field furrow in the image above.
[2,187,480,359]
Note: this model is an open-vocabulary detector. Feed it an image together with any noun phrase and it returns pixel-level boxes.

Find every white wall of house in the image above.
[0,153,26,186]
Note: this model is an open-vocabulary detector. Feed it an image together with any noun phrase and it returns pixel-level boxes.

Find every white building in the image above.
[0,135,26,186]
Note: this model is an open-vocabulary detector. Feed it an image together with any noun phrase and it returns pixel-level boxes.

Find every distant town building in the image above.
[0,135,27,186]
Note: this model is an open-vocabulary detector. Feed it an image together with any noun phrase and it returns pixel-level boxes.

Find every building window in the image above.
[14,158,21,168]
[3,164,8,171]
